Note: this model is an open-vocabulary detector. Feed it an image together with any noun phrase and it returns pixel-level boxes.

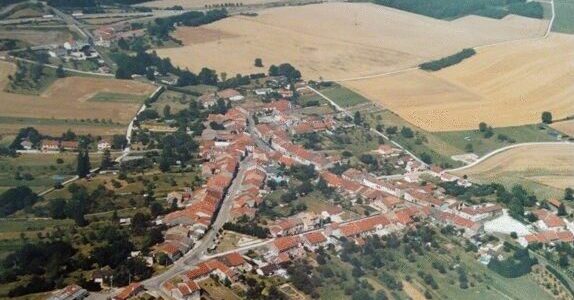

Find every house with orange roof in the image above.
[48,284,88,300]
[434,211,483,238]
[218,252,252,272]
[112,283,144,300]
[333,215,392,239]
[167,281,201,300]
[532,209,566,231]
[302,231,328,250]
[155,241,183,262]
[519,230,574,247]
[269,236,302,256]
[183,259,235,283]
[269,218,304,237]
[361,175,401,197]
[455,203,503,222]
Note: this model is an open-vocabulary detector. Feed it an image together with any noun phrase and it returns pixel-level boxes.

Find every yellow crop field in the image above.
[0,61,155,136]
[452,143,574,198]
[155,2,548,80]
[344,34,574,131]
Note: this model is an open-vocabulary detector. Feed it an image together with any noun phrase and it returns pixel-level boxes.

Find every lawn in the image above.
[198,278,241,300]
[150,90,193,115]
[365,109,560,167]
[0,218,74,258]
[316,84,369,108]
[434,124,558,156]
[552,0,574,34]
[0,153,103,193]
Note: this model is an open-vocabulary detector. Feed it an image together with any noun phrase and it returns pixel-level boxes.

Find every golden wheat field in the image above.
[344,33,574,131]
[155,2,548,80]
[0,61,155,136]
[452,143,574,197]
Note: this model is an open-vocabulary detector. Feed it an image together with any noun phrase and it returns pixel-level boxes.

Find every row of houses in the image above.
[156,110,254,261]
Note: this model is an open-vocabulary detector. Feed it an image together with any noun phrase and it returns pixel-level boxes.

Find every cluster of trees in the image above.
[222,220,269,238]
[420,48,476,71]
[488,244,537,277]
[158,132,199,172]
[7,60,46,91]
[147,9,227,41]
[1,240,76,297]
[268,63,302,81]
[374,0,542,19]
[9,127,42,150]
[114,50,221,87]
[0,186,38,217]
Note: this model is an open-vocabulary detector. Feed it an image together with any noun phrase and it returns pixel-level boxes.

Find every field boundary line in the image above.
[446,141,573,173]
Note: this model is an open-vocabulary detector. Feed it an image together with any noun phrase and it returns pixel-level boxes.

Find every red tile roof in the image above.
[219,252,245,267]
[273,236,301,252]
[303,231,327,245]
[113,283,142,300]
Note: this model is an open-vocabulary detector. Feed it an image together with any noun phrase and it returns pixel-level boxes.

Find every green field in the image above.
[553,0,574,33]
[0,153,103,194]
[0,218,74,258]
[314,232,555,300]
[365,110,558,167]
[435,124,558,156]
[88,92,146,103]
[150,90,193,115]
[317,84,370,108]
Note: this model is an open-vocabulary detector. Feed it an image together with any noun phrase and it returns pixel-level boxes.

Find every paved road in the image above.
[306,85,428,167]
[446,141,573,173]
[141,156,253,296]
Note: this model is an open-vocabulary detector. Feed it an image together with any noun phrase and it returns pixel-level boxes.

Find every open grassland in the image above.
[317,84,369,108]
[0,218,74,259]
[0,153,104,194]
[452,143,574,199]
[156,2,548,80]
[345,33,574,131]
[0,27,73,46]
[552,0,574,34]
[551,119,574,136]
[0,61,155,136]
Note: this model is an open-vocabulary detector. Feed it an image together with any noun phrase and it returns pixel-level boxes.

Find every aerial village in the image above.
[46,73,574,300]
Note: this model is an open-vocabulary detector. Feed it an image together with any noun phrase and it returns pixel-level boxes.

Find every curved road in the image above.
[446,141,573,173]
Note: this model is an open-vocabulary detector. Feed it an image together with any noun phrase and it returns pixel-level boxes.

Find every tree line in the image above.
[419,48,476,71]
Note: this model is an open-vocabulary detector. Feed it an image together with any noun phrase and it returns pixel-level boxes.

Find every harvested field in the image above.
[0,27,73,45]
[0,61,154,136]
[156,2,548,80]
[345,33,574,131]
[135,0,278,9]
[451,143,574,198]
[551,119,574,136]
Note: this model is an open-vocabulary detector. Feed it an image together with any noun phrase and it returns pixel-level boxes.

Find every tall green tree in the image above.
[76,150,91,178]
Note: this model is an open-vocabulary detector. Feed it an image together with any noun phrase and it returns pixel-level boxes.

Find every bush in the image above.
[420,49,476,71]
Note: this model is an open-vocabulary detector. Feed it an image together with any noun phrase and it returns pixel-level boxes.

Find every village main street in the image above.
[139,155,255,298]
